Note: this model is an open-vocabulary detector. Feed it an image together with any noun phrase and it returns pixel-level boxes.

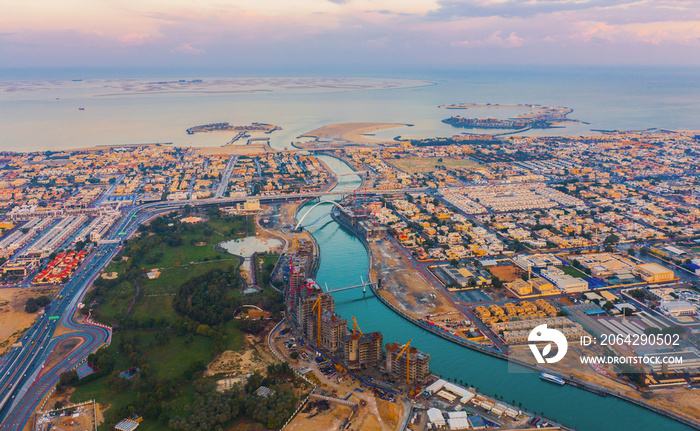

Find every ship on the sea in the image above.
[540,373,566,385]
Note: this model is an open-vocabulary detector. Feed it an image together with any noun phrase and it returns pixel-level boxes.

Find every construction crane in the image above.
[288,280,316,312]
[311,294,325,347]
[395,339,412,385]
[352,316,363,337]
[293,229,316,249]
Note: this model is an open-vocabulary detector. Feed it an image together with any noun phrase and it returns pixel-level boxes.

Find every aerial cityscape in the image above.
[2,1,700,431]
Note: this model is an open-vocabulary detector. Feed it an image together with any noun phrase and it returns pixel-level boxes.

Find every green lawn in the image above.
[130,295,177,323]
[139,259,241,295]
[141,240,222,269]
[142,333,214,380]
[254,253,280,287]
[95,280,136,324]
[561,265,588,279]
[71,378,135,407]
[71,377,170,431]
[205,216,256,239]
[223,319,245,351]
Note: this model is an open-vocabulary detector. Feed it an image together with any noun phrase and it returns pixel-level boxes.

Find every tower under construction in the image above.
[385,342,430,384]
[344,331,383,371]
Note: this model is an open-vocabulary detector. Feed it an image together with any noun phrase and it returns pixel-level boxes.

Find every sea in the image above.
[0,66,699,152]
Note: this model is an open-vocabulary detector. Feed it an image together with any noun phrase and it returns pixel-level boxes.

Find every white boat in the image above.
[540,373,565,385]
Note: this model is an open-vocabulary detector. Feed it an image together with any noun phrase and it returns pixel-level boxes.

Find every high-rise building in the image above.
[344,331,383,371]
[385,342,430,384]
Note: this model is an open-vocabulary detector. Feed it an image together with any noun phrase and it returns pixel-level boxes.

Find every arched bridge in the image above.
[294,200,344,230]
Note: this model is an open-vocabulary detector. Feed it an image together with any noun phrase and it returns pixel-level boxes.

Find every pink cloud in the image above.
[453,30,526,48]
[171,43,205,54]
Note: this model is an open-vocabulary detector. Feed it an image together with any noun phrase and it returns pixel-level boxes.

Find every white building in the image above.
[660,300,697,317]
[541,266,589,293]
[427,408,446,429]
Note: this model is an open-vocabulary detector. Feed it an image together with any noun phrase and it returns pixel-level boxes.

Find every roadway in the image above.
[214,156,238,198]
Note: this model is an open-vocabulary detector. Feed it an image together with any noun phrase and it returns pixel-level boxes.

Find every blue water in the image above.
[1,67,699,152]
[300,155,693,431]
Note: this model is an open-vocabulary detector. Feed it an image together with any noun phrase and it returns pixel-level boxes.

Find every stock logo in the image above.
[528,324,568,364]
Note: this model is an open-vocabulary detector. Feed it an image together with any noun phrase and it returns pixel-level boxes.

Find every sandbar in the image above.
[299,122,408,146]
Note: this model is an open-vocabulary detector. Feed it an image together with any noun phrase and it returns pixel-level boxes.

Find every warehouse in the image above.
[635,263,674,283]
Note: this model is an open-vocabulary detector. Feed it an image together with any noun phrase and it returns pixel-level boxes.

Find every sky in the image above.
[1,0,699,71]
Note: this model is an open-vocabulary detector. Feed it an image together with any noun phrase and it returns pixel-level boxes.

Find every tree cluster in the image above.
[173,268,240,326]
[25,295,51,313]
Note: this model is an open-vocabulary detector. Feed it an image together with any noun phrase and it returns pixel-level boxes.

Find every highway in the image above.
[214,155,238,198]
[0,186,436,429]
[0,200,188,429]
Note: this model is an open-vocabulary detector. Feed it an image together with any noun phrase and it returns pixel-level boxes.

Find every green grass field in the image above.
[389,156,482,173]
[96,280,136,324]
[139,259,241,295]
[142,334,214,380]
[561,265,588,279]
[129,295,177,322]
[254,253,280,287]
[223,319,245,351]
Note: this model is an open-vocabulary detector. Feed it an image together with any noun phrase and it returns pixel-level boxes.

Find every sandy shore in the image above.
[299,122,408,146]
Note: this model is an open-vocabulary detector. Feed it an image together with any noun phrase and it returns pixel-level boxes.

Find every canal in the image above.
[297,155,693,431]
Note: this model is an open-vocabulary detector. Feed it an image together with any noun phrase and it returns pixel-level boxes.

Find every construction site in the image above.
[34,400,98,431]
[284,252,431,389]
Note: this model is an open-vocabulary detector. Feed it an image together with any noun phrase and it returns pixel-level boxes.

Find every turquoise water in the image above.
[300,155,693,431]
[1,67,699,152]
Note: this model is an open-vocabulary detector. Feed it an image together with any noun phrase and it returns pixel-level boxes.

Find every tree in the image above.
[603,301,614,311]
[603,234,619,245]
[35,295,51,307]
[630,289,645,299]
[25,298,38,313]
[56,370,79,392]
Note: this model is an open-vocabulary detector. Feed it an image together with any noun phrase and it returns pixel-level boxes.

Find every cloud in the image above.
[171,43,205,54]
[327,0,351,4]
[453,30,526,47]
[120,33,152,46]
[429,0,641,19]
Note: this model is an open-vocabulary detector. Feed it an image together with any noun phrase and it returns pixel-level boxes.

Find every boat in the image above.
[540,373,566,385]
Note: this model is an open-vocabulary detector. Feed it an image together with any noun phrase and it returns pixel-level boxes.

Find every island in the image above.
[440,103,579,130]
[186,122,281,135]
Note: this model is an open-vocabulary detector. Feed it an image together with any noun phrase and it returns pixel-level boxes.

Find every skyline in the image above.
[2,0,700,70]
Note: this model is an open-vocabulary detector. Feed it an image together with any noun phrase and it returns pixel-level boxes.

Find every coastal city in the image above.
[0,118,699,431]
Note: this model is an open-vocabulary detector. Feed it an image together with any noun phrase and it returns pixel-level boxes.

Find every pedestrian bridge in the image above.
[294,200,344,230]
